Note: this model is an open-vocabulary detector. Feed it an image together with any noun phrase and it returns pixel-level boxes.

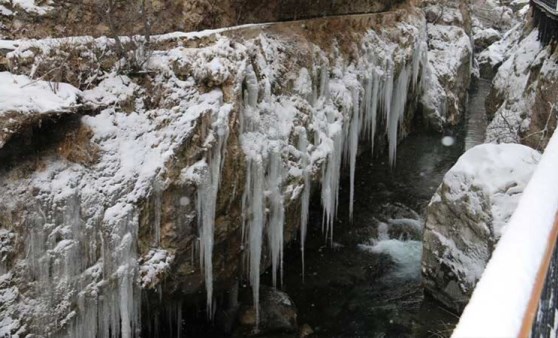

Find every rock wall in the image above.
[419,0,473,131]
[0,7,429,337]
[484,17,558,150]
[0,0,406,40]
[422,143,540,312]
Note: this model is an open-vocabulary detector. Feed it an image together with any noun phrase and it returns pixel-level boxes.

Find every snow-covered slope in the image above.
[0,9,429,337]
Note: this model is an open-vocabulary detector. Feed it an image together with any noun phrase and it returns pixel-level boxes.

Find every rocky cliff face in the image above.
[467,1,558,150]
[0,5,431,337]
[419,0,473,131]
[0,0,405,40]
[484,23,558,150]
[422,143,540,312]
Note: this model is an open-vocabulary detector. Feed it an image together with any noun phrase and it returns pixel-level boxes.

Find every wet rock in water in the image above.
[422,143,541,312]
[238,286,298,335]
[299,323,314,337]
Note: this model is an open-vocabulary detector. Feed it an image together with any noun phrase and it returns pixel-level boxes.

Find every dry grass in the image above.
[57,124,100,166]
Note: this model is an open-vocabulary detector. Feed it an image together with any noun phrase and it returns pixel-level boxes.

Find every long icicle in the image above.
[298,130,311,282]
[348,86,360,221]
[197,105,230,319]
[267,146,285,288]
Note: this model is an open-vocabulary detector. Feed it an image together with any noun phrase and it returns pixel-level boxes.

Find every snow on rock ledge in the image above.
[0,71,80,149]
[422,143,541,312]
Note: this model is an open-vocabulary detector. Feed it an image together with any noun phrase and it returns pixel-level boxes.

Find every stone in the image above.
[473,28,502,52]
[300,323,314,337]
[238,286,298,335]
[422,143,541,312]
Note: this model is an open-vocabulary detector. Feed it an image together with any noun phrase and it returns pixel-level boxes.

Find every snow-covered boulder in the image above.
[476,23,523,79]
[473,28,502,53]
[422,143,541,312]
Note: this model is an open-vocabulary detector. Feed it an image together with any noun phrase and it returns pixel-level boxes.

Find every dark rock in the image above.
[237,286,298,335]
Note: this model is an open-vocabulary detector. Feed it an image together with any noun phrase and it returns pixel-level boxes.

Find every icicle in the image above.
[266,147,285,287]
[362,75,373,136]
[369,69,380,150]
[241,65,260,134]
[382,59,394,124]
[348,87,360,221]
[321,120,344,243]
[387,64,411,166]
[243,156,265,330]
[360,67,381,155]
[297,130,311,280]
[319,66,330,100]
[196,105,230,318]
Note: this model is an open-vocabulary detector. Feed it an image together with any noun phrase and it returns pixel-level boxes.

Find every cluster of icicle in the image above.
[26,194,142,338]
[193,32,428,330]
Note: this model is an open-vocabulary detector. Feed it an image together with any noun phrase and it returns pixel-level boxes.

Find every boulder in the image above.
[422,143,541,312]
[238,286,298,335]
[473,28,502,53]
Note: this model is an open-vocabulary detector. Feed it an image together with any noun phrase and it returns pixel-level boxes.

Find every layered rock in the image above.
[422,143,540,312]
[0,0,406,40]
[0,7,430,337]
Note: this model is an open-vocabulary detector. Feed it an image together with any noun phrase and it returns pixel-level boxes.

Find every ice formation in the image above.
[233,27,428,324]
[196,103,231,317]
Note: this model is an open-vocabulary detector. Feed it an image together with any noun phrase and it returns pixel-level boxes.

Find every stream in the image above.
[269,78,489,337]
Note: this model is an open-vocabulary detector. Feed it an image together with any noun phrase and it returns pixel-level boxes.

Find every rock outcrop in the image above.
[484,23,558,150]
[0,6,431,337]
[422,143,540,312]
[474,0,530,79]
[419,0,473,130]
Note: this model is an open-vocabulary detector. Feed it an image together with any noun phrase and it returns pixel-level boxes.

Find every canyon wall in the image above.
[0,5,431,336]
[0,0,405,40]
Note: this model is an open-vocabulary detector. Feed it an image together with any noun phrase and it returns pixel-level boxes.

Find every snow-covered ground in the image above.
[0,0,52,16]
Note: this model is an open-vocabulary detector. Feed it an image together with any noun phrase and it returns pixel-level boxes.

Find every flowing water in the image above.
[465,79,490,151]
[270,80,490,337]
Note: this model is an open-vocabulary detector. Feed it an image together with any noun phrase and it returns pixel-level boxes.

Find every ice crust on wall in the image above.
[0,12,429,336]
[236,25,428,325]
